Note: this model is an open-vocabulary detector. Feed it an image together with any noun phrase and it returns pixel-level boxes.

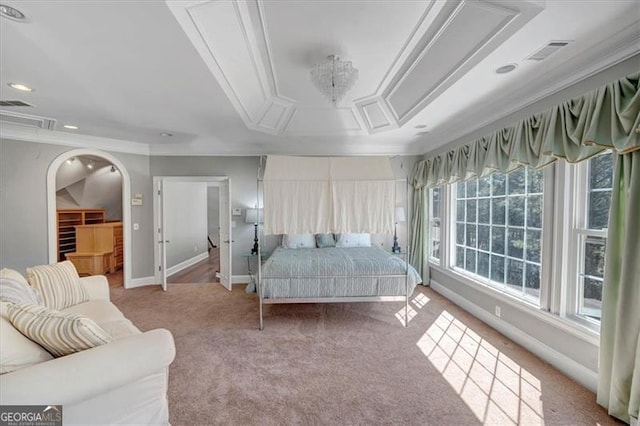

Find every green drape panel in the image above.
[410,72,640,189]
[409,186,429,285]
[597,150,640,425]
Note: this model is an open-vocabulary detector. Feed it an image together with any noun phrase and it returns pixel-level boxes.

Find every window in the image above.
[428,151,615,333]
[573,151,614,321]
[453,167,544,304]
[429,187,442,262]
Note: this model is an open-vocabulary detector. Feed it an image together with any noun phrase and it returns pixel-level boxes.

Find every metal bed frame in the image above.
[255,157,412,330]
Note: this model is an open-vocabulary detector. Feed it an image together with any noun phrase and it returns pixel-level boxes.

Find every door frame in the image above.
[47,148,132,287]
[152,175,229,287]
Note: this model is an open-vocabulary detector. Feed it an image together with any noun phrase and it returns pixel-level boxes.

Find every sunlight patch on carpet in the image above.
[417,310,544,425]
[395,293,430,325]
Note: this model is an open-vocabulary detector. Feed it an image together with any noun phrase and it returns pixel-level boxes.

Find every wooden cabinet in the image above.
[57,209,105,261]
[73,222,124,272]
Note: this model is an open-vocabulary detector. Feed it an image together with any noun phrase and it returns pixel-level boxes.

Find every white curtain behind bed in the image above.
[263,156,395,235]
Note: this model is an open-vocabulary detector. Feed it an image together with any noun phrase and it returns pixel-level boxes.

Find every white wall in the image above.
[164,181,208,269]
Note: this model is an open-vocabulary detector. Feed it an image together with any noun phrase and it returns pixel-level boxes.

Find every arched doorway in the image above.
[47,149,133,288]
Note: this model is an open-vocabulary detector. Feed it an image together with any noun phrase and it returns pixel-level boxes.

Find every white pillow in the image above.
[0,303,53,374]
[0,268,43,306]
[282,234,316,249]
[7,303,112,358]
[336,233,371,248]
[26,261,89,310]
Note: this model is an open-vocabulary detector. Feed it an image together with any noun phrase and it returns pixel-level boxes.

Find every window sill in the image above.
[428,263,600,347]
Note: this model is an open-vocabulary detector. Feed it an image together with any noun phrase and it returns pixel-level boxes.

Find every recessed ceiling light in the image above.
[160,132,173,137]
[66,157,76,165]
[7,82,33,92]
[87,160,95,170]
[63,124,78,130]
[414,124,427,129]
[495,64,518,74]
[0,4,26,21]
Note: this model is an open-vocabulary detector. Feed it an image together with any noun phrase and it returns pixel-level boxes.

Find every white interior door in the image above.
[158,179,168,291]
[218,179,232,290]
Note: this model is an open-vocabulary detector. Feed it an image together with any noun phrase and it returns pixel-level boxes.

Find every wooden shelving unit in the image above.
[57,209,106,261]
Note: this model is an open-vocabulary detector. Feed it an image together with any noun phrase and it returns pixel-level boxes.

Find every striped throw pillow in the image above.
[0,268,43,306]
[26,261,89,310]
[7,303,112,357]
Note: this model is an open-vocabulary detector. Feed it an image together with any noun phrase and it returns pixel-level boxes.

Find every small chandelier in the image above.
[310,54,358,104]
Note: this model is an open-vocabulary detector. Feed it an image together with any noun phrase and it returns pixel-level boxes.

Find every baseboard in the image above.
[128,276,157,288]
[167,252,209,277]
[232,275,251,284]
[431,280,598,393]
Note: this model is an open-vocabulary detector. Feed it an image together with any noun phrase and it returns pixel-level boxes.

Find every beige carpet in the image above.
[110,284,618,426]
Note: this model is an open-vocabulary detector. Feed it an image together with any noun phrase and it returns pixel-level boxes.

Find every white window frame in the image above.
[428,187,442,264]
[445,166,555,309]
[563,153,612,332]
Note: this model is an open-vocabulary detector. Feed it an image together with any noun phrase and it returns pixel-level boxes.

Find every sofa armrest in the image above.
[79,275,110,301]
[0,329,175,406]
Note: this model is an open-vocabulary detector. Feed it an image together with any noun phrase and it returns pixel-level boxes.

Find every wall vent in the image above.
[0,110,57,130]
[0,100,34,107]
[526,41,571,61]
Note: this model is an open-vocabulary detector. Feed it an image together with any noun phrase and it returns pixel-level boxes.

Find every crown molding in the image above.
[0,122,150,156]
[417,22,640,157]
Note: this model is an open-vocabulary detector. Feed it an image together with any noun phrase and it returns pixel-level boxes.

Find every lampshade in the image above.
[395,207,406,223]
[245,208,264,224]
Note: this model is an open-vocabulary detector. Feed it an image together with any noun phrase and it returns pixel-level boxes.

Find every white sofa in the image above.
[0,275,176,425]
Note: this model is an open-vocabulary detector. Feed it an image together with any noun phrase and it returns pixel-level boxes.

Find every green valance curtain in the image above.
[408,71,640,425]
[410,72,640,189]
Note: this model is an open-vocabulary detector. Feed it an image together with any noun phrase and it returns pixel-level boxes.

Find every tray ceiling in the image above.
[1,1,638,156]
[167,0,543,136]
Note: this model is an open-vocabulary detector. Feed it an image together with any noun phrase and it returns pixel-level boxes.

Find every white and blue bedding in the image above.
[259,246,422,299]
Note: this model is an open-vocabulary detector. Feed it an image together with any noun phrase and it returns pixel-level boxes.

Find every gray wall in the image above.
[150,156,260,275]
[164,181,208,269]
[207,186,220,246]
[0,138,154,279]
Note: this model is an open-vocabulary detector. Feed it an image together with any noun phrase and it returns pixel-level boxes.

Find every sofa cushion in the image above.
[26,261,89,310]
[0,268,43,306]
[7,303,112,357]
[62,301,140,340]
[0,303,53,374]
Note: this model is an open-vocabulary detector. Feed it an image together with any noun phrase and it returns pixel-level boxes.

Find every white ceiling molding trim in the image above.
[417,21,640,156]
[382,0,542,126]
[0,122,150,156]
[166,0,294,135]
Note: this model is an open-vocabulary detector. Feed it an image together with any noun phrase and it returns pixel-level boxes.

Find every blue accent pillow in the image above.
[315,234,336,248]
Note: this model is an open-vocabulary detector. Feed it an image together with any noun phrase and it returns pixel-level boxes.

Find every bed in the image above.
[257,155,417,329]
[260,246,421,300]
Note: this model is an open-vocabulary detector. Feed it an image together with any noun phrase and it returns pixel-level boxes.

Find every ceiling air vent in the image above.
[0,110,56,130]
[526,41,571,61]
[0,100,33,107]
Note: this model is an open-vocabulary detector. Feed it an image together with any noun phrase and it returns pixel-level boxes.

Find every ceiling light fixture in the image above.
[110,165,116,173]
[87,160,95,170]
[63,124,78,130]
[66,157,76,165]
[310,54,358,104]
[495,64,518,74]
[160,132,172,137]
[7,82,33,92]
[0,4,26,21]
